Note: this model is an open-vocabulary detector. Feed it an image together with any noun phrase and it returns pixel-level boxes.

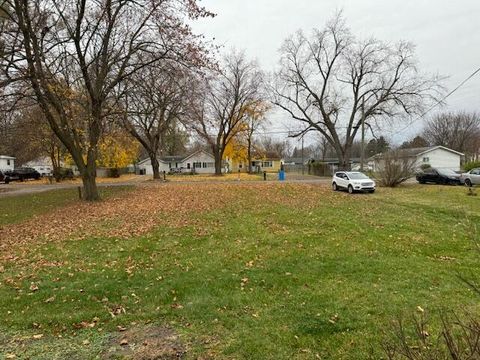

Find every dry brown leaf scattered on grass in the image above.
[0,182,332,265]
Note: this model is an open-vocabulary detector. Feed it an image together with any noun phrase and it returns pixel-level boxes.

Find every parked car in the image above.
[332,171,376,194]
[461,168,480,187]
[6,167,41,182]
[416,168,461,185]
[53,167,74,181]
[0,170,12,184]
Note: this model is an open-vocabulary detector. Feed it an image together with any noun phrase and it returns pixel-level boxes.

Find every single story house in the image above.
[0,155,15,171]
[229,157,284,173]
[370,146,464,172]
[137,150,217,175]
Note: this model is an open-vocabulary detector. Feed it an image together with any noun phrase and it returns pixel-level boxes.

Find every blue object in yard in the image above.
[278,170,286,181]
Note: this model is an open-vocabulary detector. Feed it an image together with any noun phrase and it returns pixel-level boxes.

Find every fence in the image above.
[284,163,333,177]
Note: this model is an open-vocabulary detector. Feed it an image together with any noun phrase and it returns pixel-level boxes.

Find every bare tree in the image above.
[123,64,191,180]
[272,13,442,170]
[375,150,417,187]
[261,137,291,159]
[0,0,213,200]
[243,101,269,173]
[423,112,480,161]
[190,51,264,175]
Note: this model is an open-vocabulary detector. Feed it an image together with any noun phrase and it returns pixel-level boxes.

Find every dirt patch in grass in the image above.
[102,326,185,360]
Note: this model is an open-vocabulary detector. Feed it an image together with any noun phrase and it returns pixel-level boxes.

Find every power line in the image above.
[394,65,480,135]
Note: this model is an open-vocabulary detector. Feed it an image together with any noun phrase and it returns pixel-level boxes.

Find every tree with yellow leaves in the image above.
[97,131,139,174]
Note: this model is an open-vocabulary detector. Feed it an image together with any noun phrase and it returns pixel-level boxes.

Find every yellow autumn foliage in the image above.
[223,137,248,163]
[97,133,139,169]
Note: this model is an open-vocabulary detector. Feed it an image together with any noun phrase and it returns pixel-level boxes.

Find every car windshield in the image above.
[438,169,457,176]
[348,172,369,180]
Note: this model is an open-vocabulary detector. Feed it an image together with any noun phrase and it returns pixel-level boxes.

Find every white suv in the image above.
[332,171,376,194]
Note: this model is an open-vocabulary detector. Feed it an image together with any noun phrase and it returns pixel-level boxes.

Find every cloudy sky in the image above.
[192,0,480,145]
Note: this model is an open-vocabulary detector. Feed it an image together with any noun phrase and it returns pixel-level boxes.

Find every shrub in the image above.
[464,161,480,172]
[375,151,417,187]
[382,221,480,359]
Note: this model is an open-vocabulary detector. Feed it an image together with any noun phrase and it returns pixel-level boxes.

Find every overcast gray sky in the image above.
[192,0,480,145]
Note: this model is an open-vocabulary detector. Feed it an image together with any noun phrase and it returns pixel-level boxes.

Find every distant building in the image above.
[229,157,284,173]
[23,156,62,176]
[0,155,15,171]
[370,146,464,172]
[137,150,217,175]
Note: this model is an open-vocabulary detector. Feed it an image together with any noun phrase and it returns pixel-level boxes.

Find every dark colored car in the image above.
[6,167,41,182]
[416,168,461,185]
[0,170,12,184]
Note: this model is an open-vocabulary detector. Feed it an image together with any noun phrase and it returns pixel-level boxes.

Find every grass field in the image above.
[0,183,478,359]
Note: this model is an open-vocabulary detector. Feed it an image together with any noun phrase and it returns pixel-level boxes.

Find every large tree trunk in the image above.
[214,147,223,175]
[81,171,99,201]
[247,137,252,174]
[150,154,161,180]
[77,146,100,201]
[338,145,352,171]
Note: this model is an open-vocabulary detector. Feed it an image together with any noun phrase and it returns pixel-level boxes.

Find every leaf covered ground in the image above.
[0,182,479,359]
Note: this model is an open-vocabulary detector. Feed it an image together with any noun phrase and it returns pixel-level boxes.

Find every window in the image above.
[7,160,10,166]
[187,163,191,169]
[262,161,273,168]
[193,162,201,169]
[207,162,214,168]
[423,157,430,163]
[202,162,208,168]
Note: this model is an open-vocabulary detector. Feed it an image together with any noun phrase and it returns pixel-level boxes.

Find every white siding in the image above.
[138,151,218,175]
[24,157,56,176]
[139,161,171,176]
[183,152,216,174]
[415,148,461,171]
[0,157,15,171]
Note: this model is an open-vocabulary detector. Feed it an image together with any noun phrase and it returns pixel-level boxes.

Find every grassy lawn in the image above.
[0,183,478,359]
[0,187,132,226]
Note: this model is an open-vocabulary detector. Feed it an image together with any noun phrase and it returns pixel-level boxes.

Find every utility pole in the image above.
[360,97,366,172]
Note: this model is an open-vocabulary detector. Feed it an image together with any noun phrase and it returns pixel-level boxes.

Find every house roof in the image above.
[0,155,15,160]
[138,150,214,166]
[370,146,464,161]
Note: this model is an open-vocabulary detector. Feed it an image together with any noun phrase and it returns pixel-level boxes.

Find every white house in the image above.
[138,150,217,175]
[23,156,62,176]
[0,155,15,171]
[370,146,464,172]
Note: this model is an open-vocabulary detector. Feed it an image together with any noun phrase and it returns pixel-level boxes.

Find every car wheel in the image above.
[369,190,375,194]
[465,179,472,187]
[5,178,9,184]
[332,182,338,191]
[348,185,354,194]
[418,180,425,184]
